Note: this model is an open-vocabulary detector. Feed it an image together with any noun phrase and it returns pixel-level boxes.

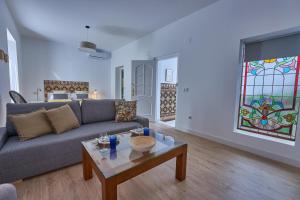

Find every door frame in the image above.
[115,66,124,99]
[155,53,180,126]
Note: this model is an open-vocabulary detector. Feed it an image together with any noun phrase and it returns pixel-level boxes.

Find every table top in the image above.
[82,130,186,179]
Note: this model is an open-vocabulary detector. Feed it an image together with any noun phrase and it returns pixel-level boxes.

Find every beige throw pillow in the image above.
[46,104,80,134]
[115,100,137,122]
[9,108,53,141]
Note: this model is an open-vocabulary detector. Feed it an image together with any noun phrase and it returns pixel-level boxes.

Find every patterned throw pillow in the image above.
[115,100,137,122]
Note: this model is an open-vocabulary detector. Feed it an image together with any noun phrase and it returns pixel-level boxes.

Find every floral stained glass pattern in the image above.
[237,56,300,141]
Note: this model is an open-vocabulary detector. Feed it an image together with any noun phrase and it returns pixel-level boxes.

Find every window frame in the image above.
[233,40,299,146]
[6,28,20,93]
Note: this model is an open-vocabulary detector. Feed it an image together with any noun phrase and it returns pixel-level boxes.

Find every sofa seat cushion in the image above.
[0,121,142,183]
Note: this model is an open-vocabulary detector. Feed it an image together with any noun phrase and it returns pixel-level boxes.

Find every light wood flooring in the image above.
[14,123,300,200]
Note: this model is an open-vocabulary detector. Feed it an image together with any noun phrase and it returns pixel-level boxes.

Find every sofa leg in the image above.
[12,179,23,184]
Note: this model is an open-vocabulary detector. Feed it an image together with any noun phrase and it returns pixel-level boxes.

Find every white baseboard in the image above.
[174,126,300,168]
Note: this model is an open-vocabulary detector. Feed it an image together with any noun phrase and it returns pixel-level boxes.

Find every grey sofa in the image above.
[0,184,17,200]
[0,99,149,183]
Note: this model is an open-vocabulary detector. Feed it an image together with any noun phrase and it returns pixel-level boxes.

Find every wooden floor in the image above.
[14,123,300,200]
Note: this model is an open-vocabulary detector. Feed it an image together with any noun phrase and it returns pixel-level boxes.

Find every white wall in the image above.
[156,57,178,120]
[111,0,300,167]
[0,0,22,126]
[21,37,111,101]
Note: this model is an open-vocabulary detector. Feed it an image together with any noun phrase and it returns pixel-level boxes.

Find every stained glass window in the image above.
[237,56,300,141]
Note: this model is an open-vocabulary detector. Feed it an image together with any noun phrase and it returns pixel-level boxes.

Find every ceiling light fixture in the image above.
[79,25,96,53]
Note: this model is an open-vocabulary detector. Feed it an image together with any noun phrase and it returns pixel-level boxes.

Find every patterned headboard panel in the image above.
[44,80,89,100]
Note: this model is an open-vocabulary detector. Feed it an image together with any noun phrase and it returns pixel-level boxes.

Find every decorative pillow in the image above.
[115,100,137,122]
[9,108,53,141]
[46,104,80,134]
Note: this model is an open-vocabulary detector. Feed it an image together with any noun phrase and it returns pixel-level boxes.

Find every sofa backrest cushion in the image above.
[6,101,81,137]
[81,99,116,124]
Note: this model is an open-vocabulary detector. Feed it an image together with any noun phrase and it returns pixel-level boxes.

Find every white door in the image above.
[132,60,156,121]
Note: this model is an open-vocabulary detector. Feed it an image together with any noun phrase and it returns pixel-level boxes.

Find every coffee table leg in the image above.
[176,145,187,181]
[82,148,93,180]
[102,178,117,200]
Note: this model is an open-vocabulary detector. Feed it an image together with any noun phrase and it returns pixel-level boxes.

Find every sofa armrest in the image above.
[0,127,8,151]
[0,184,18,200]
[135,116,149,128]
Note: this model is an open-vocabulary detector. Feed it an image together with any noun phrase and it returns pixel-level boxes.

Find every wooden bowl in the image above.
[130,136,156,152]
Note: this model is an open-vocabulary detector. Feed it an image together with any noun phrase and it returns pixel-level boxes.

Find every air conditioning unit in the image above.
[88,49,111,60]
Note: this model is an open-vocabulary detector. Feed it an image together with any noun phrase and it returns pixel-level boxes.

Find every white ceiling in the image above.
[6,0,219,51]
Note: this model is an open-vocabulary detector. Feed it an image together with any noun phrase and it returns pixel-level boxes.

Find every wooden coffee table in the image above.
[82,131,187,200]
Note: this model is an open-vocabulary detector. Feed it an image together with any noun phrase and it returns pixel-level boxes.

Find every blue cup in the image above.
[143,128,150,136]
[109,135,117,149]
[110,148,117,160]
